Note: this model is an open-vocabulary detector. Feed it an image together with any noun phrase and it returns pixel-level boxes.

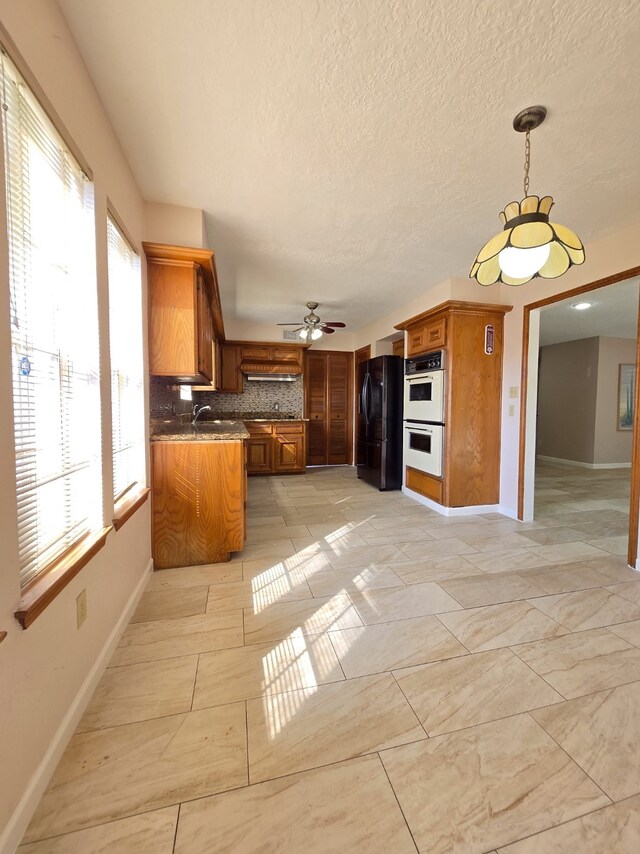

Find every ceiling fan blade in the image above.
[277,322,305,326]
[322,322,346,328]
[323,326,335,334]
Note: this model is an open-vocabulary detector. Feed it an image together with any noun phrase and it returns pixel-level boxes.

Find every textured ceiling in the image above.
[58,0,640,333]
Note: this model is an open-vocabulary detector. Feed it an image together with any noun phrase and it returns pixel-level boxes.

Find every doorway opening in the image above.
[519,268,640,568]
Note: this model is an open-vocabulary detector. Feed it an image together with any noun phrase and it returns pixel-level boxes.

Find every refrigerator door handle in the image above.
[364,373,373,425]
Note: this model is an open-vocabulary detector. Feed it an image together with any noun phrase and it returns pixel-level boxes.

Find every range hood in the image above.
[245,374,298,383]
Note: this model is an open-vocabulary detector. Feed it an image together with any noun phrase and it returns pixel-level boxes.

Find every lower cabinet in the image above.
[151,440,246,569]
[245,421,306,475]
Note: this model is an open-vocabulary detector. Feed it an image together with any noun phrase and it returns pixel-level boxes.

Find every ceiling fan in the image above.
[277,302,346,341]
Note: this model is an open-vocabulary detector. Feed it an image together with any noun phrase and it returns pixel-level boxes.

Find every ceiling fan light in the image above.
[311,327,323,340]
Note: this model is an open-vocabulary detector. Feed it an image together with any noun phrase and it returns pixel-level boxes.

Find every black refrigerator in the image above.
[356,355,404,490]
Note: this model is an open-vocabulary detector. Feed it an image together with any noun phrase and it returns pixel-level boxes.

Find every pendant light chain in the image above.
[523,129,531,197]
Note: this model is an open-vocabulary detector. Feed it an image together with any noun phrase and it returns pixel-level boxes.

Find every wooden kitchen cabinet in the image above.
[144,242,224,384]
[219,344,244,393]
[396,301,512,508]
[245,421,307,474]
[305,351,353,466]
[151,439,245,568]
[240,342,305,374]
[406,317,447,358]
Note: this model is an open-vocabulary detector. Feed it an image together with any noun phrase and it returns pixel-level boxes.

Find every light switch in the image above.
[509,386,519,399]
[508,405,515,417]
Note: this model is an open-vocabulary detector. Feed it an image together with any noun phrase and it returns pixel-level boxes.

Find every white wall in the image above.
[0,3,151,849]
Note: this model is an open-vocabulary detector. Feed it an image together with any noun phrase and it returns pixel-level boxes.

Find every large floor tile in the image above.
[23,705,247,842]
[349,582,461,624]
[247,672,425,783]
[243,594,363,644]
[586,535,628,555]
[518,526,590,546]
[206,577,312,613]
[519,562,615,595]
[605,580,640,606]
[174,755,416,854]
[193,633,344,708]
[131,586,209,623]
[512,627,640,698]
[399,537,479,559]
[329,616,466,678]
[325,544,409,568]
[533,541,611,564]
[464,548,551,574]
[533,681,640,801]
[528,587,640,631]
[18,806,179,854]
[77,656,198,731]
[305,566,405,597]
[497,793,640,853]
[609,618,640,647]
[395,648,562,735]
[389,555,484,585]
[439,572,546,608]
[380,714,608,854]
[438,601,567,652]
[110,611,243,667]
[146,563,242,591]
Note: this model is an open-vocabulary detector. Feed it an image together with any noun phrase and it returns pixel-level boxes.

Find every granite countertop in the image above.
[150,419,250,441]
[212,411,309,422]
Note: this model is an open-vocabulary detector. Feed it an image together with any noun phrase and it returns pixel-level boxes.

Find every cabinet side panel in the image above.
[152,441,243,568]
[446,315,503,506]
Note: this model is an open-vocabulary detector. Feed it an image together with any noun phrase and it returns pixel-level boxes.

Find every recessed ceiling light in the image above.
[572,302,592,310]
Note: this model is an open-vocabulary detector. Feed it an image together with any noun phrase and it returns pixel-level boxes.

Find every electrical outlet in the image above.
[509,386,519,399]
[76,589,87,628]
[508,405,515,417]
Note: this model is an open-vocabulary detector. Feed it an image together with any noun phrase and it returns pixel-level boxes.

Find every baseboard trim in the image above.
[402,486,512,517]
[0,559,153,854]
[537,455,632,470]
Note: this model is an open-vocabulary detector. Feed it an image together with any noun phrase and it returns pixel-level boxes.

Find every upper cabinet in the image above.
[144,242,224,384]
[239,342,306,375]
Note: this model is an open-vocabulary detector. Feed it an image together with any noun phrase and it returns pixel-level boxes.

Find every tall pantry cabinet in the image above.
[304,350,353,466]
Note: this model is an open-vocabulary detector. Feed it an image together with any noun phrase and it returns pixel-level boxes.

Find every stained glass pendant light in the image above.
[470,106,585,287]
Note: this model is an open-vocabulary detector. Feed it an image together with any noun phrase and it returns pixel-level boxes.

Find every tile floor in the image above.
[20,462,640,853]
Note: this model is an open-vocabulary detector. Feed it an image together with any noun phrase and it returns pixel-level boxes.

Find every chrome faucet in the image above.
[192,404,212,424]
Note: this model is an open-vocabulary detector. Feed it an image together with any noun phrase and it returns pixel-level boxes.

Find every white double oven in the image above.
[403,350,445,478]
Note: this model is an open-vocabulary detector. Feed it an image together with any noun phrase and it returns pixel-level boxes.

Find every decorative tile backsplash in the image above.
[149,376,304,417]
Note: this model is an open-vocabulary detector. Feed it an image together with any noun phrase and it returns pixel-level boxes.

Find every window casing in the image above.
[107,213,146,502]
[2,51,102,588]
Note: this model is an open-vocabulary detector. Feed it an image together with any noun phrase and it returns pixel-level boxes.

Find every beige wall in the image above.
[594,337,636,465]
[0,2,151,848]
[144,201,207,248]
[536,338,600,463]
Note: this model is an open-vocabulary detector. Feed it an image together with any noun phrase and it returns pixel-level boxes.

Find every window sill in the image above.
[113,485,150,531]
[14,527,112,629]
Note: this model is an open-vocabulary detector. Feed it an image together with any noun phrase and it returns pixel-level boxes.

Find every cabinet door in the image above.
[274,432,304,472]
[148,260,198,378]
[246,436,272,473]
[219,345,243,393]
[327,352,351,465]
[305,353,327,465]
[425,318,446,348]
[242,345,271,361]
[406,326,425,358]
[271,347,302,365]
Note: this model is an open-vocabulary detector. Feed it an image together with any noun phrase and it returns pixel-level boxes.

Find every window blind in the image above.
[2,51,103,587]
[107,213,146,501]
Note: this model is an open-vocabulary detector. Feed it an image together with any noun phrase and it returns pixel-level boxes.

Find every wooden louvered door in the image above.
[304,350,353,466]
